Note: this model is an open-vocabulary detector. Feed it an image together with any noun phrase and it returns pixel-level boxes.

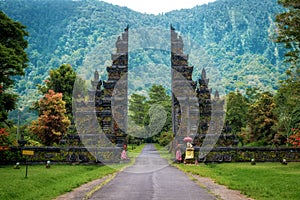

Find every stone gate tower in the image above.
[92,26,128,147]
[171,25,212,146]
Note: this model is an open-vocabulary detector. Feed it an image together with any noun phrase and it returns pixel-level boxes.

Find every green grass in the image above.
[0,164,116,200]
[0,144,145,200]
[155,144,300,200]
[154,143,173,162]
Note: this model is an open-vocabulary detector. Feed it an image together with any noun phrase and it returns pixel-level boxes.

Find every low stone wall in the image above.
[0,146,123,165]
[1,146,299,164]
[194,146,300,163]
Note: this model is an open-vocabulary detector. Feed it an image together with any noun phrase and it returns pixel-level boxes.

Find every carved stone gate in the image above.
[91,25,217,149]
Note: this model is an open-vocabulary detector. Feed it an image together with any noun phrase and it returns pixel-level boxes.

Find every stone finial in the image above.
[115,26,128,53]
[94,70,99,81]
[125,24,129,32]
[171,26,184,54]
[201,68,207,80]
[170,24,175,30]
[214,90,220,100]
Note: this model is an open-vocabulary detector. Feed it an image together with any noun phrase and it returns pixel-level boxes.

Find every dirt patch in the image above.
[189,173,254,200]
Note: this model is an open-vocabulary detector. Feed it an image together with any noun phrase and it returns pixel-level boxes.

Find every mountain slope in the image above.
[0,0,287,106]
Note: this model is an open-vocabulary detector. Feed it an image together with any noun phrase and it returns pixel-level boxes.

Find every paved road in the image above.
[90,144,216,200]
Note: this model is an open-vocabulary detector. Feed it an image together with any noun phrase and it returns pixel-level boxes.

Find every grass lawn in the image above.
[155,144,300,200]
[0,144,145,200]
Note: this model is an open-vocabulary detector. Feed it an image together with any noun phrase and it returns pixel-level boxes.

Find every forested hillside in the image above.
[0,0,287,108]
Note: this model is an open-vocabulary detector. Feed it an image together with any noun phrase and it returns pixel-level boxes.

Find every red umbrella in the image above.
[183,136,193,143]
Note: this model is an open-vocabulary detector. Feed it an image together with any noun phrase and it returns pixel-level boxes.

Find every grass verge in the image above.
[0,143,145,200]
[155,144,300,200]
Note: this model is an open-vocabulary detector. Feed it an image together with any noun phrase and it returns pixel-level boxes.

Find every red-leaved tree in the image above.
[0,128,10,146]
[30,90,70,146]
[288,128,300,147]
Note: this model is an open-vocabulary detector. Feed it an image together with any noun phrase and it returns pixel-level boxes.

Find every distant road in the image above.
[89,144,216,200]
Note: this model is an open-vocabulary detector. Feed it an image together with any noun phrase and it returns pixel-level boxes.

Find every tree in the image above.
[38,64,76,119]
[274,79,300,143]
[0,11,28,124]
[128,85,172,142]
[288,128,300,147]
[146,84,172,133]
[276,0,300,66]
[0,128,10,146]
[225,91,249,134]
[30,90,70,146]
[148,84,170,104]
[275,0,300,144]
[245,87,262,104]
[247,92,277,145]
[129,93,147,126]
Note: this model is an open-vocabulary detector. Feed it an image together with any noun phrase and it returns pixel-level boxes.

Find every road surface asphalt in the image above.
[89,144,216,200]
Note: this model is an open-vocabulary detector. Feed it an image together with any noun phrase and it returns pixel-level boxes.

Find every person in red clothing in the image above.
[175,144,182,163]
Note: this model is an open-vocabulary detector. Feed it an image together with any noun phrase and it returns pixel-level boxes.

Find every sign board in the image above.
[22,150,34,156]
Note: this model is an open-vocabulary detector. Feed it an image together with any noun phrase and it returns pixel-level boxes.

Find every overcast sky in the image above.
[102,0,217,15]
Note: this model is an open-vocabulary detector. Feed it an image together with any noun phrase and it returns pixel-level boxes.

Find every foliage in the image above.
[0,0,296,148]
[147,84,172,133]
[129,84,172,142]
[38,64,76,118]
[0,128,17,163]
[225,91,249,134]
[274,78,300,141]
[23,135,42,147]
[245,87,263,103]
[0,90,17,124]
[0,11,28,124]
[129,93,147,126]
[0,128,10,146]
[0,0,287,119]
[274,0,300,145]
[247,92,277,145]
[288,128,300,147]
[30,90,70,146]
[276,0,300,66]
[158,131,173,147]
[225,85,300,146]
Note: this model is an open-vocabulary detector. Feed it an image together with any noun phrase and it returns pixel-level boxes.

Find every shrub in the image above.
[158,131,173,146]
